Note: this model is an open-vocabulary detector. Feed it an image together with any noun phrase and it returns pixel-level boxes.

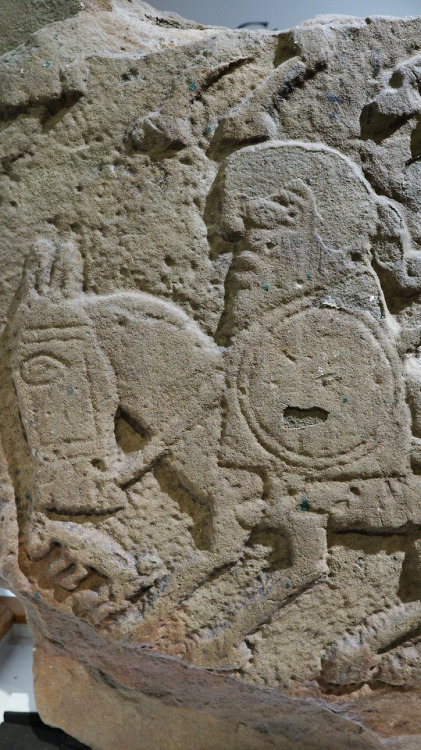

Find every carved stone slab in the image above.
[1,2,421,747]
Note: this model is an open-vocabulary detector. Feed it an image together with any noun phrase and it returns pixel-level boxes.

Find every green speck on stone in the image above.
[24,492,31,502]
[67,385,74,395]
[285,583,291,589]
[205,124,212,133]
[43,62,51,69]
[307,273,312,280]
[259,357,264,364]
[34,592,41,600]
[282,250,286,255]
[343,397,348,403]
[300,496,310,512]
[262,282,269,291]
[188,77,196,92]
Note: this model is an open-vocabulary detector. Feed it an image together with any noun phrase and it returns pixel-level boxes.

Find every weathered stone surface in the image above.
[2,2,421,747]
[0,0,81,56]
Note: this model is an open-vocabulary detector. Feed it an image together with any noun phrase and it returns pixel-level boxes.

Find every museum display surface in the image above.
[1,1,421,747]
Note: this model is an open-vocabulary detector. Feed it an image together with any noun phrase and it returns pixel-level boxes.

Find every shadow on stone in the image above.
[0,712,90,750]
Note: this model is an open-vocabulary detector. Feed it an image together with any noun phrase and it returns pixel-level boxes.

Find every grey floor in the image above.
[0,590,36,724]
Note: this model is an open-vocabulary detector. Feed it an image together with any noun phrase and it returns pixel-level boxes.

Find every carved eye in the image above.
[279,207,298,225]
[246,199,285,228]
[20,354,66,385]
[246,193,306,230]
[276,197,303,224]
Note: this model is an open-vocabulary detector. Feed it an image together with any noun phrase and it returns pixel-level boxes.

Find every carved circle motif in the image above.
[237,303,398,470]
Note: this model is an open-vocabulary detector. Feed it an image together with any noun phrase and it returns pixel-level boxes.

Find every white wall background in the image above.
[152,0,421,30]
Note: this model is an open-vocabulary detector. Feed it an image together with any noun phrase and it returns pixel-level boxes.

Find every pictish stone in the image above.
[1,3,421,747]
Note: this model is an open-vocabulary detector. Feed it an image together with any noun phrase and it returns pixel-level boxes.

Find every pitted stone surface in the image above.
[1,2,421,747]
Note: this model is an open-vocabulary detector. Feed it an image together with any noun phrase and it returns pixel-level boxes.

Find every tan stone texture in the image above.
[1,2,421,747]
[0,0,81,56]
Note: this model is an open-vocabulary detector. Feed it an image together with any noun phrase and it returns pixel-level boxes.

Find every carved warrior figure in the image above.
[4,138,421,679]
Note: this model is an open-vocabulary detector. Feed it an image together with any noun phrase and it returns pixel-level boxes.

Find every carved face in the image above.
[229,180,320,295]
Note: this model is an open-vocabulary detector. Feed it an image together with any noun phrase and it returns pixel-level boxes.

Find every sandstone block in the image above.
[1,3,421,747]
